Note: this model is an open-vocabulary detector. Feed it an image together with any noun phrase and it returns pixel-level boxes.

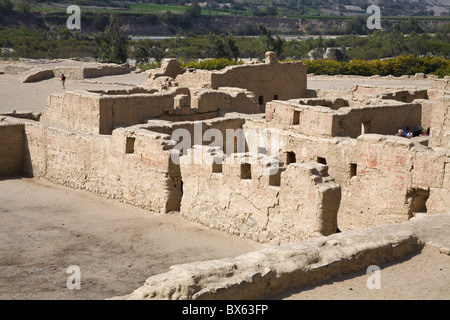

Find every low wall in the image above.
[18,63,135,83]
[21,69,55,83]
[41,91,104,135]
[114,213,450,300]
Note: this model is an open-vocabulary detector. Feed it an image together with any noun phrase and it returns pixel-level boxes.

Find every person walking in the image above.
[61,73,66,89]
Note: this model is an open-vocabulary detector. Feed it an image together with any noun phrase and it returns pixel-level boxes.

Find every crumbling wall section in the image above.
[266,99,422,138]
[40,88,259,135]
[243,120,449,231]
[179,146,340,244]
[429,96,450,149]
[176,54,307,105]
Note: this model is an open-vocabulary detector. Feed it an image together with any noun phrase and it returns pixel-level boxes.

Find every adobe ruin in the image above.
[0,52,449,299]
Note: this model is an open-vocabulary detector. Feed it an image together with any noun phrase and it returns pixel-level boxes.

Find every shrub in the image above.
[181,58,243,70]
[301,55,450,78]
[137,62,161,71]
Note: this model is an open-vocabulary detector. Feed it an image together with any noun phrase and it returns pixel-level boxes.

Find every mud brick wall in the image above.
[266,99,422,138]
[243,120,450,231]
[22,121,179,213]
[429,96,450,149]
[179,146,341,244]
[176,59,307,106]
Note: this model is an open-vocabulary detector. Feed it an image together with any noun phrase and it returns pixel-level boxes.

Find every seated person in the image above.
[403,126,411,137]
[414,126,428,137]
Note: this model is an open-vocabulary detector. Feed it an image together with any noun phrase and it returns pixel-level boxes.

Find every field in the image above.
[27,2,231,16]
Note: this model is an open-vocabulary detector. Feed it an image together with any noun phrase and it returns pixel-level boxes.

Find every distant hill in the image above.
[227,0,448,16]
[2,1,449,37]
[211,0,449,17]
[25,0,450,17]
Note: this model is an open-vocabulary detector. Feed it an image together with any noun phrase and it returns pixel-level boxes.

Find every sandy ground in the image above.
[271,248,449,300]
[0,60,449,300]
[0,177,264,300]
[0,60,148,113]
[2,177,448,300]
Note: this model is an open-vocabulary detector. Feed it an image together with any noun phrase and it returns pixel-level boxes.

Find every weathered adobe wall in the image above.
[40,87,259,135]
[7,63,134,83]
[192,88,259,115]
[266,98,422,138]
[41,91,105,135]
[314,86,433,129]
[176,59,307,106]
[145,117,246,155]
[243,121,450,231]
[116,213,449,300]
[41,89,184,135]
[427,78,450,100]
[15,117,180,213]
[0,122,24,176]
[179,146,341,244]
[315,85,428,102]
[429,95,450,149]
[336,135,449,229]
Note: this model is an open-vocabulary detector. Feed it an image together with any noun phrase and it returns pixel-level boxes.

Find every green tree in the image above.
[345,15,368,35]
[265,6,278,16]
[186,0,201,20]
[16,0,31,14]
[311,36,325,59]
[94,15,129,64]
[208,33,240,60]
[134,40,165,64]
[258,24,284,57]
[437,23,450,42]
[0,0,13,13]
[58,26,71,40]
[400,17,424,34]
[330,46,349,62]
[134,41,150,64]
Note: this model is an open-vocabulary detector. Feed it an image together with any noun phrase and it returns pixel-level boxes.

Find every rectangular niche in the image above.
[240,163,252,180]
[293,110,300,125]
[286,151,296,165]
[350,163,357,177]
[126,137,136,154]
